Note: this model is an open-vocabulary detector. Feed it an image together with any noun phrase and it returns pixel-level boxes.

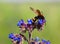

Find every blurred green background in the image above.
[0,2,60,44]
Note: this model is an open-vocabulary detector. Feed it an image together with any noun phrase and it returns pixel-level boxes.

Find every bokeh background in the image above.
[0,0,60,44]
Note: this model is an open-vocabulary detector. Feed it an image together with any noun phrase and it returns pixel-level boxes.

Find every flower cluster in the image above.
[9,33,22,42]
[8,18,49,44]
[17,19,46,33]
[30,37,50,44]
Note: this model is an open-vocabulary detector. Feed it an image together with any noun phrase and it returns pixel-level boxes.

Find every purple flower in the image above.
[17,19,24,27]
[46,40,50,44]
[27,19,33,24]
[9,33,15,39]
